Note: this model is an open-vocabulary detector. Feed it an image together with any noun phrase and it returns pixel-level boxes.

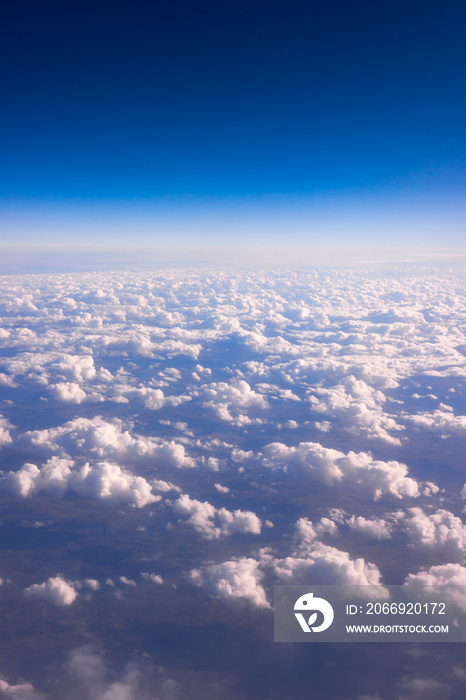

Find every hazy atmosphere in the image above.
[1,1,466,699]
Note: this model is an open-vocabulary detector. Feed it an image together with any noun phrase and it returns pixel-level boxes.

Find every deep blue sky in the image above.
[1,0,466,247]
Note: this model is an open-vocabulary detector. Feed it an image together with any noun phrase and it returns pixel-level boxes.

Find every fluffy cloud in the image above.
[256,517,388,594]
[0,679,43,699]
[260,441,420,500]
[24,576,78,606]
[201,380,268,426]
[404,563,466,587]
[71,462,160,507]
[64,645,184,700]
[406,408,466,437]
[173,494,261,539]
[1,457,161,507]
[0,416,12,447]
[346,515,392,540]
[22,416,195,468]
[404,508,466,560]
[141,573,163,584]
[403,564,466,616]
[48,382,87,404]
[269,542,384,587]
[190,557,270,608]
[309,376,403,445]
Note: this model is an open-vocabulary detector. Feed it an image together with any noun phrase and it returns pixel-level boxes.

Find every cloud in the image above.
[1,457,161,507]
[260,441,420,500]
[200,380,268,426]
[21,416,195,468]
[396,676,450,700]
[346,515,392,540]
[24,576,78,606]
[0,679,44,699]
[141,573,163,584]
[404,563,466,587]
[190,557,270,608]
[405,408,466,437]
[0,416,12,447]
[71,462,160,507]
[173,494,261,539]
[295,517,338,541]
[48,382,87,404]
[269,542,384,587]
[64,645,184,700]
[308,376,404,445]
[404,508,466,560]
[255,517,389,595]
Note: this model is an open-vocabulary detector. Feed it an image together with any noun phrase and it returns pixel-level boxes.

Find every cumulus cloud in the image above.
[346,515,392,540]
[190,557,270,608]
[63,645,184,700]
[141,573,163,584]
[173,494,261,539]
[21,416,195,468]
[405,408,466,437]
[309,376,404,445]
[0,679,44,699]
[404,563,466,587]
[404,508,466,560]
[0,416,12,447]
[269,542,384,588]
[1,457,161,507]
[48,382,87,404]
[260,441,420,500]
[200,380,268,426]
[24,576,78,606]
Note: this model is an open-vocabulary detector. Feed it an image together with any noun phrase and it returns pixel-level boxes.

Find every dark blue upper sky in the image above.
[1,0,466,246]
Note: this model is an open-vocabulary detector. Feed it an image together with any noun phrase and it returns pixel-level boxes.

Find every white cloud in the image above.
[49,382,87,404]
[0,416,12,447]
[173,494,261,539]
[190,557,270,608]
[64,645,183,700]
[1,458,160,507]
[404,508,466,560]
[0,679,43,699]
[201,380,268,426]
[309,376,403,445]
[141,573,163,584]
[270,542,384,588]
[404,563,466,587]
[406,408,466,437]
[71,462,160,507]
[84,579,100,591]
[119,576,136,587]
[260,441,420,500]
[21,416,195,468]
[24,576,78,606]
[346,515,392,540]
[295,517,338,541]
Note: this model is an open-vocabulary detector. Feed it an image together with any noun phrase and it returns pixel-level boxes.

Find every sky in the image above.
[2,6,466,697]
[1,0,466,250]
